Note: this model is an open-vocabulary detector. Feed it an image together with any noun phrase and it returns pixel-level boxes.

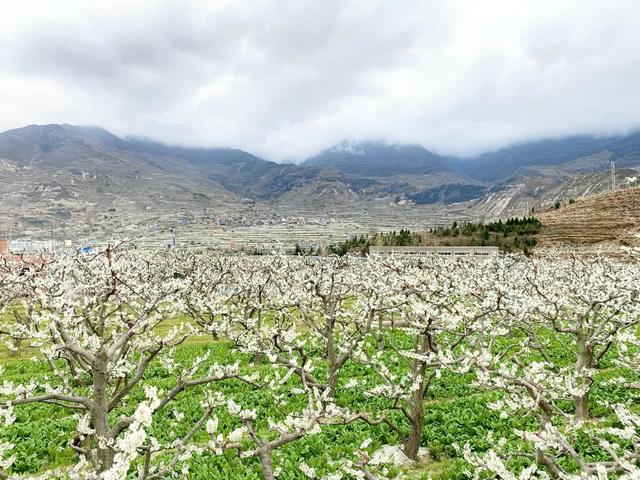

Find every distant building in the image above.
[0,239,30,262]
[369,246,499,258]
[9,239,58,253]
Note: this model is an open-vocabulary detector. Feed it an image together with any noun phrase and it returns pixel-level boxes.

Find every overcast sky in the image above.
[1,0,640,161]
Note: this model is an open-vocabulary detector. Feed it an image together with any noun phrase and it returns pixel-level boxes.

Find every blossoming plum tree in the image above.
[1,246,639,480]
[0,247,260,479]
[467,251,640,478]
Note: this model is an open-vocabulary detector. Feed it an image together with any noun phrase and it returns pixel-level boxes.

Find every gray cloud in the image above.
[1,0,640,161]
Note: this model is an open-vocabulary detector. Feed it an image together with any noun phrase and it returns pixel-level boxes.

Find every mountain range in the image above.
[0,123,639,243]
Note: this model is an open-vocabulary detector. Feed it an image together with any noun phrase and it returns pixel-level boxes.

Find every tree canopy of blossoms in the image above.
[0,246,639,479]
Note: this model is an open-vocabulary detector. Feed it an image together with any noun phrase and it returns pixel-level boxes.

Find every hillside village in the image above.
[3,186,639,257]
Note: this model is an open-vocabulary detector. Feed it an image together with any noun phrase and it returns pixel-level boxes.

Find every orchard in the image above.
[0,246,639,479]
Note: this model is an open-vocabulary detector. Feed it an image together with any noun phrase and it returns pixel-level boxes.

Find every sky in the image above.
[1,0,640,161]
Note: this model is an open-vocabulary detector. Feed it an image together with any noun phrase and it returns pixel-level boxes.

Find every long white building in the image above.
[9,239,60,253]
[369,246,500,257]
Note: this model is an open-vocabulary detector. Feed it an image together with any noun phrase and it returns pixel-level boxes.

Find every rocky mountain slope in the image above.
[457,135,628,181]
[301,133,640,212]
[307,134,640,183]
[127,138,369,201]
[1,123,640,243]
[0,125,257,239]
[537,187,640,248]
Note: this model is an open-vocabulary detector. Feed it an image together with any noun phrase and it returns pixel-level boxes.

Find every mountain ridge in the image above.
[305,133,640,182]
[303,140,450,177]
[1,123,639,243]
[5,123,639,183]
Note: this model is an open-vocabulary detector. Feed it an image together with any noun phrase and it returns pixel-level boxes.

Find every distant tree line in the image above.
[316,217,541,257]
[431,216,541,237]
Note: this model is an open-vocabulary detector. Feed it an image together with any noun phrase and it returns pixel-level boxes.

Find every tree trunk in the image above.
[257,449,275,480]
[535,447,562,478]
[376,315,384,351]
[252,353,264,365]
[9,337,21,356]
[93,349,114,472]
[403,332,430,460]
[327,362,338,398]
[403,412,424,461]
[574,390,590,420]
[252,315,263,365]
[574,344,593,420]
[326,331,338,397]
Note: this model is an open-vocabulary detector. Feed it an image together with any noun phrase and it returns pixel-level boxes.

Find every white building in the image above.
[369,246,499,258]
[9,239,59,253]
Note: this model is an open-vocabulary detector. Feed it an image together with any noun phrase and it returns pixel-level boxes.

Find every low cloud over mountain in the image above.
[1,1,640,161]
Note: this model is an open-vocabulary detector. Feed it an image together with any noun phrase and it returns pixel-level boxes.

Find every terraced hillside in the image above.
[537,187,640,247]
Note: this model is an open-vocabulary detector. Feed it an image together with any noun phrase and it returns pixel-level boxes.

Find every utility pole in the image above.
[611,160,616,192]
